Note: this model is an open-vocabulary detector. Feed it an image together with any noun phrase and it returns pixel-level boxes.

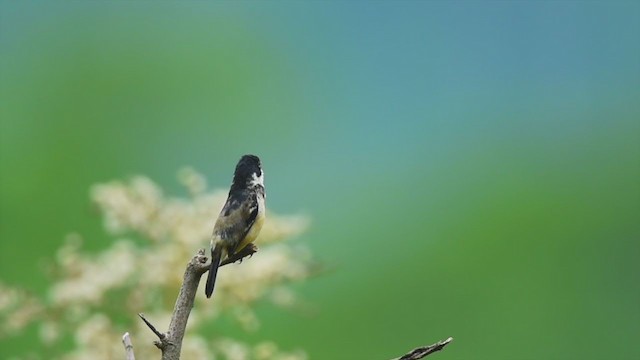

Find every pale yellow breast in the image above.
[237,196,265,251]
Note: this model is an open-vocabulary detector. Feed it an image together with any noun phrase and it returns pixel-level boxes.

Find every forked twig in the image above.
[136,247,257,359]
[138,313,165,342]
[133,246,452,360]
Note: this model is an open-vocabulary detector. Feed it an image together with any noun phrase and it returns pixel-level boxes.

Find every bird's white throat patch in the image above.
[249,171,264,187]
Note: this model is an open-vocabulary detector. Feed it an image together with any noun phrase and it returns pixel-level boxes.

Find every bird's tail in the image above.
[205,245,223,298]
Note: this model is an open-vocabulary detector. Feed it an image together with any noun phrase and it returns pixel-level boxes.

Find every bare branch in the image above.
[138,313,166,346]
[220,243,258,267]
[138,247,261,359]
[163,250,209,359]
[122,332,136,360]
[393,337,453,360]
[137,246,452,360]
[137,248,213,360]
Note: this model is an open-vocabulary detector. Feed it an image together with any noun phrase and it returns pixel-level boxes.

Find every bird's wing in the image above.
[213,191,259,255]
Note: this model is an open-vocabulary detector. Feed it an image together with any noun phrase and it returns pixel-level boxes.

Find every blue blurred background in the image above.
[1,1,639,359]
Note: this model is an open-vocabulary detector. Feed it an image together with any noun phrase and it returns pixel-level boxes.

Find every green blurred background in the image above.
[1,1,639,359]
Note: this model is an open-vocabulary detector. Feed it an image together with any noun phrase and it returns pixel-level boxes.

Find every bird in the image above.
[205,154,266,298]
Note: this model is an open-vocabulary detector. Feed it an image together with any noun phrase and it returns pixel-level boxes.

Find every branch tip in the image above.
[122,332,136,360]
[220,243,258,267]
[395,337,453,360]
[138,313,166,341]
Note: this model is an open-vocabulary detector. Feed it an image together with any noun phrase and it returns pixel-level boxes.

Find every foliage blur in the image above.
[1,169,312,359]
[1,1,639,359]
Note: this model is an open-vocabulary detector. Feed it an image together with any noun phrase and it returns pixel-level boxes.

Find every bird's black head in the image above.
[231,154,263,190]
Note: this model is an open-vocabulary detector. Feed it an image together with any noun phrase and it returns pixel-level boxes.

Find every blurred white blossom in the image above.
[0,168,313,359]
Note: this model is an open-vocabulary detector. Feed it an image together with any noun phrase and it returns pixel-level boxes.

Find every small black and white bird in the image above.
[205,154,266,298]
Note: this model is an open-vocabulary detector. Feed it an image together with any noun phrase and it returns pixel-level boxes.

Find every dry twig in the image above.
[133,245,453,360]
[138,313,165,345]
[220,243,258,266]
[393,337,453,360]
[122,332,136,360]
[136,247,256,360]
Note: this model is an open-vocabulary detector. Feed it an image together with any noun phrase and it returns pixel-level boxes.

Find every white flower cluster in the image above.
[0,168,312,360]
[0,281,43,337]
